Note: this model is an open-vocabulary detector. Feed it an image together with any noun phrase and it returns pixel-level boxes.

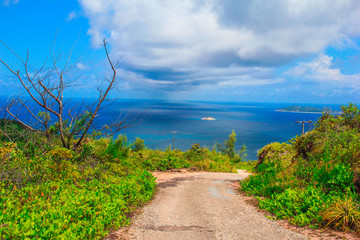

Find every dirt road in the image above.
[111,170,307,240]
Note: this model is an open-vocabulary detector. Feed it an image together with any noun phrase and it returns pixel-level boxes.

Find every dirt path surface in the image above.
[111,169,308,240]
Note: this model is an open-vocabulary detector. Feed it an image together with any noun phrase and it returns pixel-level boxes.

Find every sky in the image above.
[1,0,360,104]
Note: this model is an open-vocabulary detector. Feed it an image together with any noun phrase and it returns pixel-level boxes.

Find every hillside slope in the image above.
[241,103,360,233]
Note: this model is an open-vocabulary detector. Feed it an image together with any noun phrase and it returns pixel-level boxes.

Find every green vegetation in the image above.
[276,105,323,113]
[235,160,257,172]
[0,140,156,239]
[0,119,32,145]
[0,121,243,239]
[241,103,360,232]
[216,129,248,164]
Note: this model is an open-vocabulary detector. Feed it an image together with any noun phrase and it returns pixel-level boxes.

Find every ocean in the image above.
[0,96,341,160]
[95,99,342,160]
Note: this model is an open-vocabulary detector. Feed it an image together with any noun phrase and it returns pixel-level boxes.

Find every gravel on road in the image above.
[109,169,308,240]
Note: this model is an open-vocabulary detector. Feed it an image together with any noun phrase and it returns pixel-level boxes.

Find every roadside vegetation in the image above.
[0,120,245,239]
[241,103,360,233]
[0,38,256,239]
[0,39,246,238]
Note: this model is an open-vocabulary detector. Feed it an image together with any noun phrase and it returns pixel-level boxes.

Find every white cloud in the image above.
[80,0,360,63]
[2,0,19,6]
[76,62,88,70]
[79,0,360,93]
[66,11,77,22]
[286,54,360,83]
[218,78,285,87]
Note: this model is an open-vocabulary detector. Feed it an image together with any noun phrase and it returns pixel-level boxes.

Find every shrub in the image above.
[184,143,206,162]
[222,129,237,158]
[233,144,247,164]
[74,143,94,162]
[256,142,294,172]
[322,197,360,231]
[340,102,360,129]
[132,137,145,152]
[241,162,289,197]
[0,142,156,239]
[0,119,32,144]
[241,103,360,233]
[127,144,236,173]
[294,130,325,158]
[313,162,354,193]
[48,147,74,162]
[104,135,130,160]
[259,187,333,227]
[0,131,238,239]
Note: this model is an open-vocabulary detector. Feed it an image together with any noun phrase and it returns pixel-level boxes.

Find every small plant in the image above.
[184,143,206,162]
[132,137,145,152]
[313,162,354,193]
[217,130,237,158]
[216,130,247,163]
[322,197,360,231]
[48,147,74,162]
[340,102,360,129]
[75,143,94,162]
[105,135,131,160]
[258,187,333,227]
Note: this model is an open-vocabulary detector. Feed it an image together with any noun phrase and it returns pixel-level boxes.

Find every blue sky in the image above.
[1,0,360,104]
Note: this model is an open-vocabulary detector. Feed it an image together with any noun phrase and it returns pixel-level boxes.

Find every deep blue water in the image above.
[95,100,341,160]
[0,96,341,160]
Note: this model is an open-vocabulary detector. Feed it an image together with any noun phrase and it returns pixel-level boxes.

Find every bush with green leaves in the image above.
[216,130,248,163]
[216,129,237,158]
[259,187,335,227]
[126,144,236,173]
[241,103,360,232]
[0,141,156,239]
[132,137,145,152]
[104,135,131,160]
[0,126,241,239]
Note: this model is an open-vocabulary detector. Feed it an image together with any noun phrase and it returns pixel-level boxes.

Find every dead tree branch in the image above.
[0,38,143,150]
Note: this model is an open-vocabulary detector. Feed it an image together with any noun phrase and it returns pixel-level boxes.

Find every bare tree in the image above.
[0,39,143,149]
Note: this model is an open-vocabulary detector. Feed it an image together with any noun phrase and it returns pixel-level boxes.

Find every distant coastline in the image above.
[276,110,323,114]
[276,105,340,114]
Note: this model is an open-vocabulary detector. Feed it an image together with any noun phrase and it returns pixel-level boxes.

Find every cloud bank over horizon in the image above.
[78,0,360,102]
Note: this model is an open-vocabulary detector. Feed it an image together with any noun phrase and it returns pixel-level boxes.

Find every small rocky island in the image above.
[276,105,323,113]
[201,117,216,120]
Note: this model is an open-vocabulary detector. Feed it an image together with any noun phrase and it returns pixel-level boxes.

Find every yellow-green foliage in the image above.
[0,132,238,239]
[257,142,295,171]
[241,103,360,232]
[322,197,360,231]
[0,119,32,144]
[132,137,145,152]
[0,142,156,239]
[235,160,257,172]
[127,144,236,173]
[0,142,17,159]
[294,130,325,158]
[48,147,74,162]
